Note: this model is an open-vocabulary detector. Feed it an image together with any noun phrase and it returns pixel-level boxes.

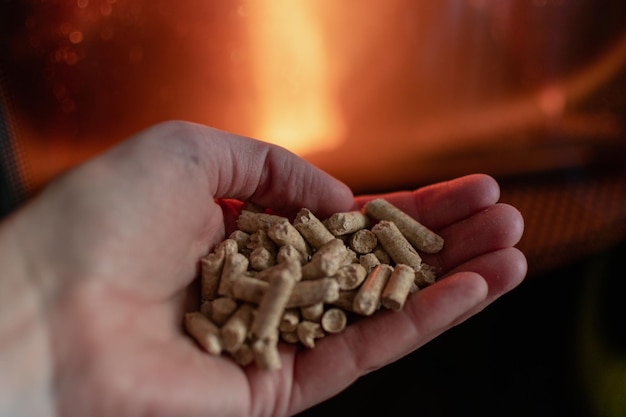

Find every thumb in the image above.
[168,122,355,217]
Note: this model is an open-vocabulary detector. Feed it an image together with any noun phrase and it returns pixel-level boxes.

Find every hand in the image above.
[0,121,526,417]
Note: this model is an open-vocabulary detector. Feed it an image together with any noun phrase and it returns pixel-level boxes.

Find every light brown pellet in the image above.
[353,264,393,316]
[252,334,281,371]
[279,308,301,332]
[184,312,222,355]
[371,220,422,272]
[247,229,278,253]
[250,261,298,342]
[365,198,444,254]
[231,342,254,367]
[327,289,359,313]
[228,230,251,254]
[321,308,347,334]
[231,275,268,304]
[381,264,416,311]
[286,278,339,308]
[221,303,255,353]
[267,218,311,259]
[217,252,249,298]
[300,302,325,322]
[359,252,381,272]
[301,238,353,280]
[325,211,370,236]
[249,247,276,271]
[333,263,367,290]
[200,247,226,301]
[237,210,286,233]
[280,331,300,344]
[231,274,339,308]
[293,208,336,249]
[276,244,306,264]
[297,321,324,348]
[219,238,240,256]
[415,263,437,287]
[349,229,378,254]
[372,245,391,264]
[208,296,239,326]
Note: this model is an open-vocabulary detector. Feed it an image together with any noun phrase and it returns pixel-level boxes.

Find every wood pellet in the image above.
[187,199,444,371]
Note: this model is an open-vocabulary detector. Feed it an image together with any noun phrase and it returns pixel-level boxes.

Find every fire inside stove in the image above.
[4,0,626,192]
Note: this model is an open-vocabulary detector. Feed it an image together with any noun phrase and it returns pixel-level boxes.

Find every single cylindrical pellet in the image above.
[247,229,278,253]
[209,296,239,326]
[279,308,300,332]
[231,275,340,308]
[252,334,281,371]
[217,252,249,298]
[328,289,359,313]
[250,263,297,342]
[233,276,339,308]
[300,302,324,322]
[184,312,222,355]
[231,276,269,304]
[280,331,300,344]
[221,303,255,353]
[301,238,352,280]
[293,208,336,249]
[286,278,339,308]
[228,230,251,254]
[236,210,286,233]
[349,229,378,254]
[359,252,381,272]
[353,264,393,316]
[365,198,444,254]
[231,342,254,367]
[297,321,324,348]
[218,238,240,256]
[325,211,370,236]
[249,247,276,271]
[371,221,422,271]
[333,263,367,290]
[200,247,225,301]
[321,308,347,334]
[415,263,437,287]
[372,245,391,264]
[381,264,416,311]
[276,244,305,264]
[267,218,311,259]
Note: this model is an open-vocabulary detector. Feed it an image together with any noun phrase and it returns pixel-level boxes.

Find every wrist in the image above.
[0,213,56,417]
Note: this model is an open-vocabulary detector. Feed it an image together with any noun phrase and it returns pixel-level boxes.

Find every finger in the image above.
[423,203,525,273]
[172,122,355,218]
[446,247,528,305]
[354,174,500,230]
[287,272,488,414]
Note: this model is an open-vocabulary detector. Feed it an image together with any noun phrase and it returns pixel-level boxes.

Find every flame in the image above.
[244,1,344,155]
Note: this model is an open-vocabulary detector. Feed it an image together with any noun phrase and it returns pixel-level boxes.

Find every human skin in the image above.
[0,121,526,417]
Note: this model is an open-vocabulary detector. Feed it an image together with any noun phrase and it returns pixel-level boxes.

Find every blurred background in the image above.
[2,0,625,415]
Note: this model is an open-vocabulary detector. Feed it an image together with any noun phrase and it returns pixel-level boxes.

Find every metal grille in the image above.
[500,170,626,277]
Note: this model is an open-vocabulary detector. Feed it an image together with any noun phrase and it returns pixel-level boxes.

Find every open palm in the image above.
[10,121,526,417]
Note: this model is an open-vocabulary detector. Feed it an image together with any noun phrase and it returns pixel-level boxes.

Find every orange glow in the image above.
[243,1,344,155]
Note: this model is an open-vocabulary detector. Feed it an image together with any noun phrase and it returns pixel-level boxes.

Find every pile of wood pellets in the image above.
[185,198,444,370]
